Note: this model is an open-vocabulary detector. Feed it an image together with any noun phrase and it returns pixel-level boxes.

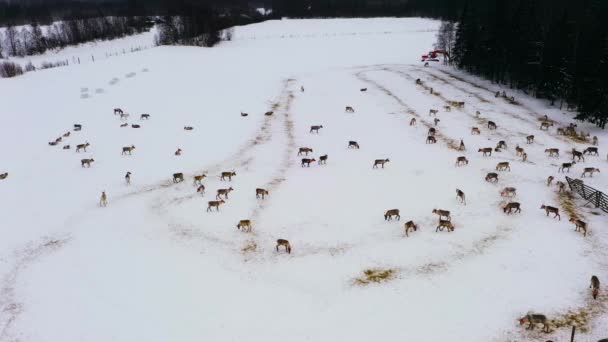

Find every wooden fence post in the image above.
[570,325,575,342]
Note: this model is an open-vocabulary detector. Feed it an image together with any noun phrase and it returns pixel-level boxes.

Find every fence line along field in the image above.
[0,18,607,342]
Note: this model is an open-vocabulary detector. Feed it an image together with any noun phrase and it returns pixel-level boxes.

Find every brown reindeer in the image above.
[428,127,436,136]
[373,159,390,168]
[501,187,517,198]
[456,189,466,205]
[582,167,600,177]
[119,112,130,120]
[81,158,94,167]
[120,123,128,127]
[519,314,550,333]
[432,209,451,221]
[63,145,70,150]
[515,145,524,156]
[443,105,451,112]
[540,205,560,220]
[488,121,497,130]
[348,141,360,149]
[545,148,559,157]
[318,155,328,165]
[122,145,135,155]
[301,158,316,167]
[100,191,108,207]
[522,152,528,162]
[48,141,59,146]
[184,126,194,131]
[409,118,416,126]
[384,209,400,221]
[455,156,468,167]
[207,200,226,212]
[479,147,492,156]
[256,188,269,199]
[583,147,599,156]
[310,125,323,133]
[590,275,600,299]
[237,220,252,232]
[569,218,587,237]
[503,202,521,214]
[559,162,575,173]
[220,171,237,181]
[547,175,555,186]
[193,174,207,185]
[496,141,507,150]
[540,121,553,130]
[175,148,182,156]
[426,136,437,144]
[404,221,418,237]
[572,148,584,162]
[485,172,499,183]
[526,135,534,144]
[0,172,8,180]
[140,114,150,120]
[63,131,71,138]
[436,220,454,232]
[197,185,205,195]
[471,127,480,135]
[496,162,511,171]
[76,142,90,152]
[556,181,566,193]
[173,173,184,183]
[276,239,291,253]
[298,147,313,155]
[429,109,438,116]
[345,106,355,113]
[265,111,274,116]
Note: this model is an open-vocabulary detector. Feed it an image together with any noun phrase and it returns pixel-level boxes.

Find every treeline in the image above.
[451,0,608,128]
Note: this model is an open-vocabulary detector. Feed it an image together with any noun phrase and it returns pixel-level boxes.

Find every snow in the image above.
[1,18,608,342]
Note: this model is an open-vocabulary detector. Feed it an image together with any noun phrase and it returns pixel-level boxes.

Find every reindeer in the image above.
[515,145,524,156]
[522,152,527,162]
[458,141,466,152]
[114,108,123,115]
[443,105,451,112]
[540,205,560,220]
[237,220,252,232]
[140,114,150,120]
[125,172,131,185]
[276,239,291,253]
[428,127,436,136]
[256,188,269,199]
[434,118,440,126]
[519,314,550,333]
[310,125,323,133]
[545,148,559,157]
[540,121,553,130]
[360,88,367,92]
[432,209,451,221]
[415,78,422,85]
[193,174,206,185]
[221,171,237,181]
[475,110,481,118]
[404,221,418,237]
[426,136,437,144]
[455,156,468,167]
[409,118,416,126]
[488,121,497,130]
[503,202,521,214]
[81,158,94,167]
[63,131,71,138]
[207,200,226,212]
[119,113,129,120]
[478,147,492,157]
[54,137,62,144]
[592,136,598,146]
[547,176,555,186]
[430,87,434,94]
[471,127,480,135]
[132,124,141,129]
[301,86,305,92]
[301,158,316,167]
[63,145,70,150]
[48,141,58,146]
[265,111,273,116]
[348,141,360,149]
[197,185,205,195]
[485,172,499,183]
[557,127,566,136]
[318,155,328,165]
[384,209,400,221]
[590,275,600,299]
[556,181,566,193]
[173,173,184,183]
[121,145,135,155]
[582,167,600,177]
[526,135,534,144]
[345,106,355,113]
[456,189,466,205]
[501,187,517,198]
[76,142,90,152]
[240,112,249,117]
[184,126,194,131]
[436,220,454,232]
[496,141,507,150]
[559,162,574,175]
[373,159,390,168]
[569,218,587,237]
[495,91,500,98]
[496,162,511,171]
[584,147,599,156]
[175,148,182,156]
[429,109,438,116]
[74,124,82,131]
[120,123,128,127]
[455,101,465,108]
[0,172,7,180]
[572,148,584,162]
[298,147,314,155]
[100,191,107,207]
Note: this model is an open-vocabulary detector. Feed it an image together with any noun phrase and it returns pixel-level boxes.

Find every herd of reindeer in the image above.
[25,79,606,336]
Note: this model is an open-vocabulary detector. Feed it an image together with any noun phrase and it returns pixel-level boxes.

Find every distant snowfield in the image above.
[1,18,608,342]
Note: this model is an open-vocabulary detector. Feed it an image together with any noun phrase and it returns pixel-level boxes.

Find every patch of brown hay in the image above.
[241,240,257,254]
[353,268,397,286]
[558,191,581,220]
[551,309,591,333]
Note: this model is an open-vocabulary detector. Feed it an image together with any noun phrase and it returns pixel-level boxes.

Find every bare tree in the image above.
[434,21,456,65]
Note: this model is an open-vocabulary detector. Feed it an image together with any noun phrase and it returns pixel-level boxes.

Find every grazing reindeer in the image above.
[501,187,517,198]
[63,131,71,138]
[485,172,499,183]
[81,158,94,167]
[488,121,497,130]
[496,162,511,171]
[173,173,184,183]
[572,148,584,162]
[114,108,123,115]
[547,176,554,186]
[426,136,437,144]
[120,113,129,120]
[471,127,480,135]
[569,218,587,237]
[125,172,131,185]
[556,181,566,193]
[410,118,417,126]
[515,145,524,156]
[522,152,528,162]
[256,188,269,199]
[360,88,367,92]
[175,148,182,156]
[384,209,400,221]
[429,109,438,116]
[432,209,451,221]
[590,275,600,299]
[503,202,521,214]
[131,124,141,129]
[63,145,70,150]
[443,105,451,112]
[519,314,550,333]
[373,159,390,168]
[207,200,226,212]
[265,111,273,116]
[478,147,492,156]
[140,114,150,120]
[345,106,355,113]
[0,172,8,180]
[120,123,128,127]
[76,142,90,152]
[318,155,328,165]
[220,171,237,181]
[310,125,323,133]
[348,141,360,149]
[301,158,316,167]
[193,174,206,185]
[592,136,598,146]
[545,148,559,157]
[428,127,436,136]
[74,124,82,131]
[184,126,194,131]
[298,147,313,155]
[236,220,252,232]
[526,135,534,144]
[276,239,291,253]
[455,156,468,167]
[122,145,135,155]
[582,167,600,177]
[240,112,249,117]
[584,147,599,156]
[436,220,454,232]
[197,185,205,195]
[540,205,560,220]
[46,140,56,146]
[415,79,422,85]
[434,118,440,126]
[456,189,466,205]
[540,121,553,130]
[404,221,418,237]
[100,191,108,207]
[496,141,507,150]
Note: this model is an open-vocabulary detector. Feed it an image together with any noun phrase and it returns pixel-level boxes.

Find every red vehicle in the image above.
[421,50,449,62]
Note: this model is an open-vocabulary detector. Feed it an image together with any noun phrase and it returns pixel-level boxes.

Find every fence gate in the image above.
[565,176,608,213]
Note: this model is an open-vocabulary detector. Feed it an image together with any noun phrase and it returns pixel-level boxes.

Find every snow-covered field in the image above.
[1,18,607,342]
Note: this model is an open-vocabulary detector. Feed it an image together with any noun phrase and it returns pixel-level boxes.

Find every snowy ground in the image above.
[1,18,607,342]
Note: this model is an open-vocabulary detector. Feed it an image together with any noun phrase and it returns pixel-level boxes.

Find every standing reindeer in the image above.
[503,202,521,214]
[301,158,316,167]
[478,148,492,156]
[256,188,269,199]
[436,220,454,232]
[348,141,360,149]
[429,109,438,116]
[426,136,437,144]
[310,125,323,133]
[519,314,550,333]
[569,218,587,237]
[345,106,355,113]
[100,191,108,207]
[81,158,95,167]
[404,221,418,237]
[207,200,226,212]
[318,155,328,165]
[582,168,600,177]
[556,181,566,193]
[173,173,184,183]
[216,187,234,199]
[298,147,314,155]
[125,172,131,185]
[237,220,252,232]
[373,159,390,168]
[540,205,560,220]
[488,121,497,130]
[559,162,575,173]
[122,145,136,155]
[432,209,451,221]
[276,239,292,253]
[471,127,480,135]
[410,118,416,126]
[590,275,600,299]
[547,176,554,186]
[456,189,466,205]
[572,148,584,162]
[384,209,400,221]
[193,174,206,185]
[485,172,499,183]
[455,156,468,167]
[584,147,599,156]
[220,171,237,181]
[526,135,534,144]
[197,185,205,195]
[496,162,511,171]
